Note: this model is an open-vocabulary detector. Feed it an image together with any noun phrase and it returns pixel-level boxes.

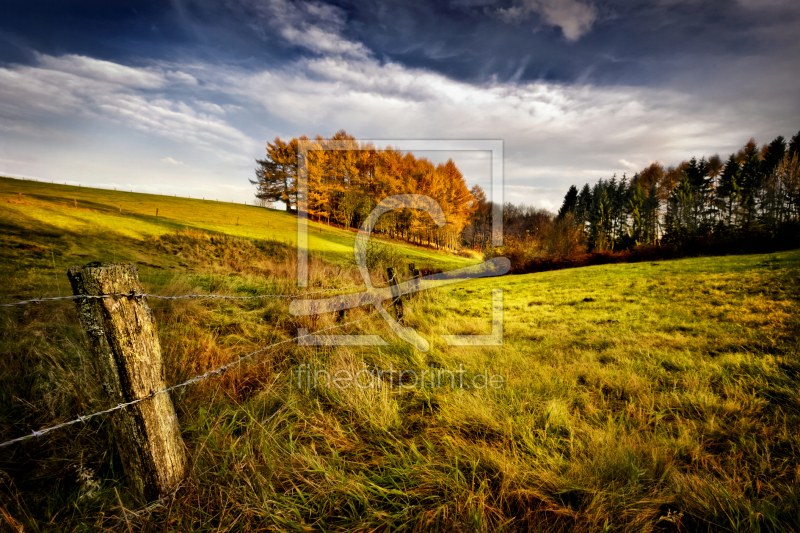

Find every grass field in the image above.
[1,177,799,532]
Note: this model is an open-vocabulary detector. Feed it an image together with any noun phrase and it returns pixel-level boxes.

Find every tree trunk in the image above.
[67,263,187,503]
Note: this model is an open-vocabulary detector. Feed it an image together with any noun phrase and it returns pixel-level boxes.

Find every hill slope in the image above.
[0,176,475,285]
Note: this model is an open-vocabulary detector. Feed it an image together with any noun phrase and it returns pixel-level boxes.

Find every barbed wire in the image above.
[0,306,385,449]
[0,277,397,308]
[102,482,184,532]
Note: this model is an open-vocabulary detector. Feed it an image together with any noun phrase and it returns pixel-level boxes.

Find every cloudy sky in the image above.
[1,0,799,210]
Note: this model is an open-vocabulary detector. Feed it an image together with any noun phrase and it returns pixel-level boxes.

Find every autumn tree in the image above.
[776,151,800,222]
[464,185,491,250]
[254,131,479,252]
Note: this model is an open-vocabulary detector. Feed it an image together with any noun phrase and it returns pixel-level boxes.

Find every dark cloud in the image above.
[3,0,798,87]
[342,0,800,86]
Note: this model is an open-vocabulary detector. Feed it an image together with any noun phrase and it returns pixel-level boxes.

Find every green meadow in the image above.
[1,176,799,532]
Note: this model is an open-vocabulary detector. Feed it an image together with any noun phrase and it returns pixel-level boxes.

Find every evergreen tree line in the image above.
[461,130,800,273]
[553,131,800,254]
[252,130,475,250]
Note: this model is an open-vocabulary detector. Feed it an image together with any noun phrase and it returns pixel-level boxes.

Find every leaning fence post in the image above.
[386,267,404,323]
[67,263,187,503]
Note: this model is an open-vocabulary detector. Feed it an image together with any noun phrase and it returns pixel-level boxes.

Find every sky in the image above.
[1,0,799,211]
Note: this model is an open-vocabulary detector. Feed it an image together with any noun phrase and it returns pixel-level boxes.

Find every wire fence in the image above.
[107,482,185,531]
[0,275,399,449]
[0,307,383,449]
[0,278,396,308]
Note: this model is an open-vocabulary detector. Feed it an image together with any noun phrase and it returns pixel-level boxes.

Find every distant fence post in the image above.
[386,267,404,323]
[67,263,187,503]
[408,263,421,301]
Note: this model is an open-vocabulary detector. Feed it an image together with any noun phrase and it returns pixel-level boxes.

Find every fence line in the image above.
[0,306,384,449]
[0,278,397,308]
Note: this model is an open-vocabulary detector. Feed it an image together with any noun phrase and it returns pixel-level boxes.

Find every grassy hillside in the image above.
[1,176,799,532]
[0,176,475,283]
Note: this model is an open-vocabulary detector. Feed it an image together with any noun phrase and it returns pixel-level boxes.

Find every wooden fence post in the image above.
[408,263,421,301]
[67,263,187,502]
[386,267,404,323]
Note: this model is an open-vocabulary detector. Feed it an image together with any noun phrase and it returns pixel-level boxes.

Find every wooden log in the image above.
[67,263,187,502]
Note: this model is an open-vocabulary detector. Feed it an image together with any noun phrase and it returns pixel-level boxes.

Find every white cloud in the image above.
[161,156,184,165]
[0,54,257,156]
[539,199,556,210]
[195,100,225,114]
[225,54,696,155]
[244,0,370,58]
[197,43,786,207]
[498,0,598,40]
[95,94,254,151]
[37,53,166,88]
[166,70,199,85]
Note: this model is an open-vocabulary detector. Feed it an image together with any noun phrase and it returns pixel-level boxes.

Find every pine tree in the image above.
[628,183,646,245]
[587,180,612,251]
[683,157,712,226]
[575,183,592,226]
[631,166,663,242]
[644,183,660,243]
[762,136,786,177]
[667,174,696,232]
[738,140,762,225]
[252,137,299,211]
[788,130,800,160]
[557,185,579,219]
[716,154,740,225]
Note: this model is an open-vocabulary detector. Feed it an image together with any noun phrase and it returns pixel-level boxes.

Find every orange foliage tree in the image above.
[253,130,477,250]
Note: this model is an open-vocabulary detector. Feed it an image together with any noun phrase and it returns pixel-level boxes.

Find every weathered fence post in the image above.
[67,263,187,502]
[408,263,421,301]
[387,267,404,323]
